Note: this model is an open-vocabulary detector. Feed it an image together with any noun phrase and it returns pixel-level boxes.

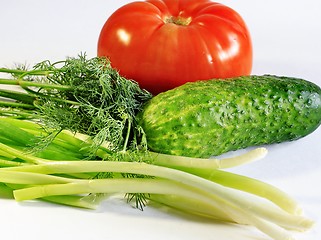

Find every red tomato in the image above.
[98,0,252,95]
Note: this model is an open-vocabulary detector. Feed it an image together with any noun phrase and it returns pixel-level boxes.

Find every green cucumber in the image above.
[139,75,321,157]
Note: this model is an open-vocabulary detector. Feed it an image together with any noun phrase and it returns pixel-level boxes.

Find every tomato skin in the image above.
[98,0,252,95]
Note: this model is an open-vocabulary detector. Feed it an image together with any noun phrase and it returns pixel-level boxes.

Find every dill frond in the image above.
[24,53,153,153]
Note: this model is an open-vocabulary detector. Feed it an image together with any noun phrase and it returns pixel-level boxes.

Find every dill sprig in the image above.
[1,54,152,153]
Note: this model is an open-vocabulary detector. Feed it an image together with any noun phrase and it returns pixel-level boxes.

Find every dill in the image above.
[1,53,152,153]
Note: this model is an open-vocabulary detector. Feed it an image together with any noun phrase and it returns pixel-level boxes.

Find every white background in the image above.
[0,1,321,240]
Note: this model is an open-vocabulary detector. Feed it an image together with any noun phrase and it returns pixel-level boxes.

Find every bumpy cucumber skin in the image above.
[139,75,321,158]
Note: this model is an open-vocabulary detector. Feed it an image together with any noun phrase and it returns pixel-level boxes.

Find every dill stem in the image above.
[0,109,34,118]
[0,89,35,104]
[0,88,79,108]
[0,68,52,76]
[0,100,35,109]
[0,78,72,91]
[122,118,132,152]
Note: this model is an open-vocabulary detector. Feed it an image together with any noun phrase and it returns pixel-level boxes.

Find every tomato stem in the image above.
[165,16,192,26]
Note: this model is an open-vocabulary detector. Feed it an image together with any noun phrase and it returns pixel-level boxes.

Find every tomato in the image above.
[98,0,252,95]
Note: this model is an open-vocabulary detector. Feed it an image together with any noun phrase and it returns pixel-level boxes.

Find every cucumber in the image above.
[139,75,321,157]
